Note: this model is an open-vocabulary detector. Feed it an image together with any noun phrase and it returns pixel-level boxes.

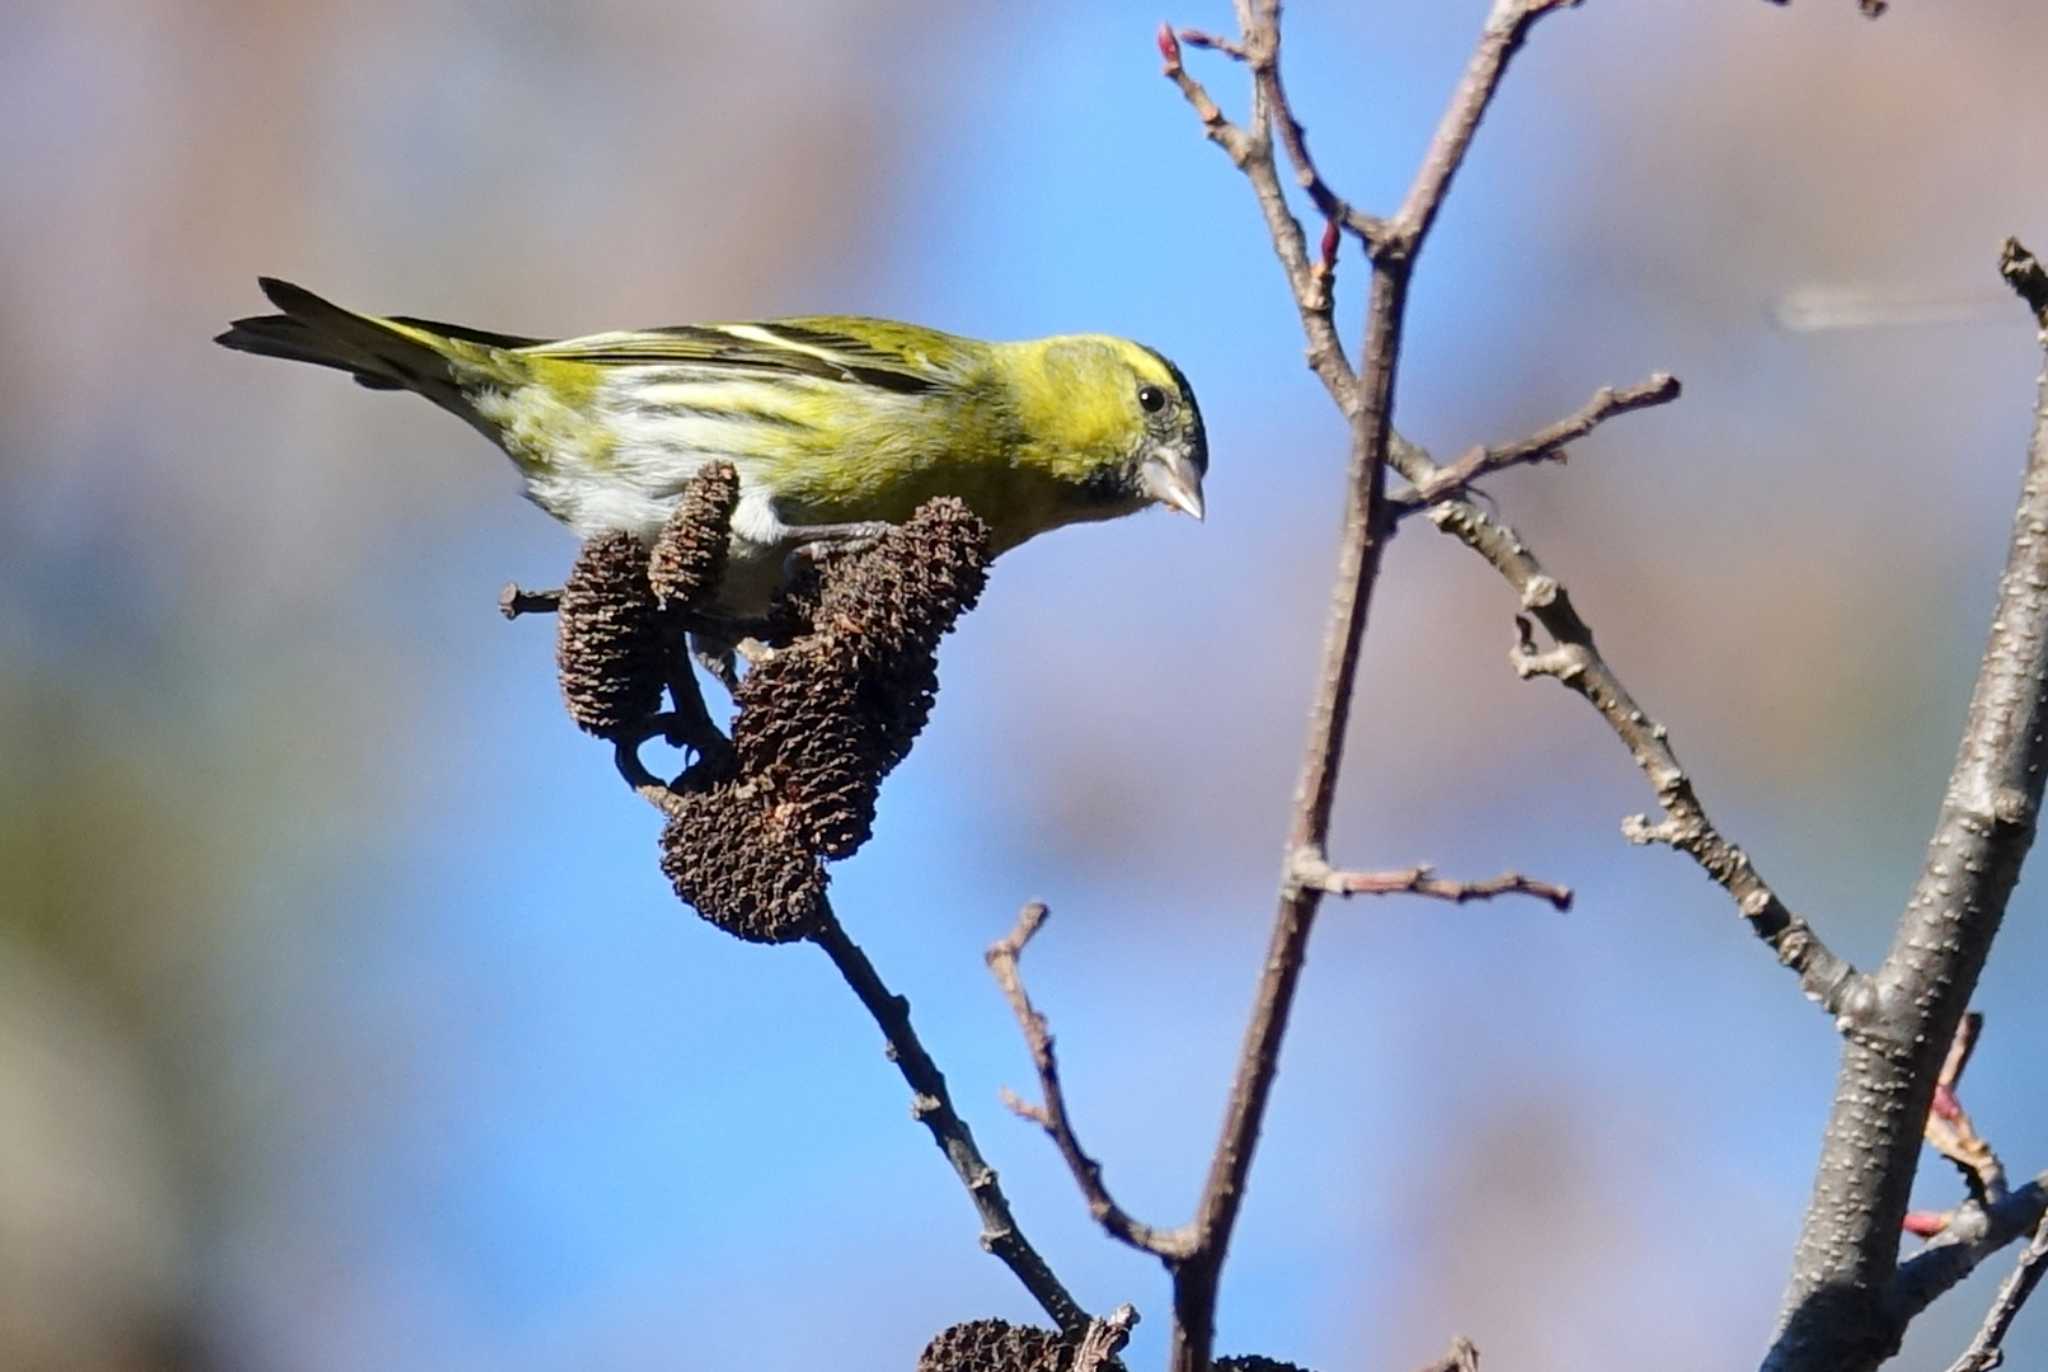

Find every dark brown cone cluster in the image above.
[555,531,664,738]
[638,494,989,942]
[649,461,739,610]
[555,464,741,737]
[730,497,990,859]
[911,1320,1305,1372]
[915,1320,1118,1372]
[547,476,991,944]
[657,765,828,945]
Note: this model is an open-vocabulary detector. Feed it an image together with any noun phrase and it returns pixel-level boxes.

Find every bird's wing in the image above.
[521,318,958,397]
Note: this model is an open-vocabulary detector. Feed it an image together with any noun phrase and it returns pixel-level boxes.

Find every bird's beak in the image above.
[1143,448,1206,521]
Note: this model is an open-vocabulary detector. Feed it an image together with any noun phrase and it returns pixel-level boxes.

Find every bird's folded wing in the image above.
[523,320,950,397]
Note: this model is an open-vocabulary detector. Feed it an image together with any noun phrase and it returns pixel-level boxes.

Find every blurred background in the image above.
[3,2,2045,1368]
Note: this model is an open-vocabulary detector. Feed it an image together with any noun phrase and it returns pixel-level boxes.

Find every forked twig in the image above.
[987,904,1191,1259]
[812,907,1087,1335]
[1396,373,1682,510]
[1943,1214,2048,1372]
[1155,5,1583,1367]
[1297,858,1572,911]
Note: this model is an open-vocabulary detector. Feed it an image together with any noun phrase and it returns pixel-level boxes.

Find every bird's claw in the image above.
[777,520,893,580]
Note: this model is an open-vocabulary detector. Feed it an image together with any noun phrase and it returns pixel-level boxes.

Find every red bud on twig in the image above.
[1156,22,1181,69]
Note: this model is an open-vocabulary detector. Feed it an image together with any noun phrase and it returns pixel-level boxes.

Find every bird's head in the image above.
[997,334,1208,530]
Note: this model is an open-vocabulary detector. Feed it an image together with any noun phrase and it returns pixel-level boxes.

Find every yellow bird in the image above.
[219,279,1208,618]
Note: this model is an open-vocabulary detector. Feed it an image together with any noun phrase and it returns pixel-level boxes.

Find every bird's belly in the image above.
[713,539,795,619]
[518,456,796,618]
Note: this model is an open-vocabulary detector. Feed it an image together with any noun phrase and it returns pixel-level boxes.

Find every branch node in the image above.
[1074,1305,1142,1372]
[810,918,1087,1332]
[1155,21,1182,69]
[988,902,1180,1259]
[1509,621,1589,684]
[1177,27,1248,61]
[1398,372,1682,512]
[499,582,561,618]
[1301,857,1573,911]
[2000,237,2048,328]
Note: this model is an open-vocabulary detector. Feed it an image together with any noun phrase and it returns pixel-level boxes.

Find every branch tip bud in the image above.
[1156,22,1181,68]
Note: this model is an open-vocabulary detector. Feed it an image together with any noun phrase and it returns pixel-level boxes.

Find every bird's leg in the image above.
[775,519,895,578]
[613,702,734,794]
[663,652,732,764]
[781,518,896,548]
[611,713,682,792]
[687,632,741,692]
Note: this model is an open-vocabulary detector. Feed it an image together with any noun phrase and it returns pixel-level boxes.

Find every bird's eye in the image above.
[1138,384,1169,414]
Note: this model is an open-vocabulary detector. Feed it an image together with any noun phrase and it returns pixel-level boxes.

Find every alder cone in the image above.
[555,531,663,738]
[915,1319,1118,1372]
[731,499,992,861]
[649,462,740,610]
[657,773,827,944]
[650,497,993,938]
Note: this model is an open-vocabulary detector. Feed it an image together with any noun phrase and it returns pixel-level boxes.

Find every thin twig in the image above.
[1414,521,1866,1016]
[1171,0,1823,1028]
[1243,0,1386,251]
[1760,0,1882,20]
[499,582,562,618]
[987,904,1192,1260]
[1942,1211,2048,1372]
[1160,17,1357,411]
[1892,1175,2048,1342]
[1177,27,1249,62]
[1297,858,1573,911]
[809,905,1087,1335]
[2004,236,2048,327]
[1166,0,1836,1033]
[1072,1303,1142,1372]
[1396,373,1682,510]
[1413,1336,1482,1372]
[1765,236,2048,1372]
[1158,5,1578,1369]
[1158,25,1252,165]
[1923,1012,2008,1210]
[1383,0,1584,262]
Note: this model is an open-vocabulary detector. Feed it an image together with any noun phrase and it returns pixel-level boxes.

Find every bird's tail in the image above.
[215,277,535,422]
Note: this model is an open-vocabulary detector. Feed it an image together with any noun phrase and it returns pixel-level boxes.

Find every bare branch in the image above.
[1161,16,1356,411]
[1905,1014,2009,1240]
[1384,0,1584,261]
[1408,509,1866,1015]
[1176,27,1249,62]
[1072,1304,1142,1372]
[1242,0,1387,251]
[1159,6,1581,1369]
[987,904,1192,1260]
[1943,1212,2048,1372]
[499,582,562,618]
[1158,24,1253,166]
[809,907,1088,1335]
[1766,236,2048,1372]
[1413,1337,1482,1372]
[2002,237,2048,328]
[1297,857,1572,911]
[1397,373,1682,510]
[1893,1176,2048,1341]
[1761,1,1890,18]
[1924,1013,2008,1208]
